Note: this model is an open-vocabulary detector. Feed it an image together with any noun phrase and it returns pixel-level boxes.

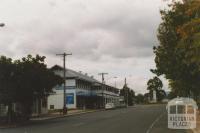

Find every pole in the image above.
[63,54,66,113]
[125,78,128,107]
[98,73,108,108]
[56,52,72,114]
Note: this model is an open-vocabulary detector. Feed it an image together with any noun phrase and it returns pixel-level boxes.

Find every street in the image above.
[0,104,192,133]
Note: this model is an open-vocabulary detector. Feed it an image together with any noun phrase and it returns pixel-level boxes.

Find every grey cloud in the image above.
[0,0,161,60]
[0,0,168,92]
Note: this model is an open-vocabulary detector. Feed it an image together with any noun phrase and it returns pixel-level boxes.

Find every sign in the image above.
[167,97,197,129]
[55,85,75,90]
[168,114,196,129]
[66,93,74,104]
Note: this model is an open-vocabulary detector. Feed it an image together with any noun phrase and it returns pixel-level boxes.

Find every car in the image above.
[105,103,115,110]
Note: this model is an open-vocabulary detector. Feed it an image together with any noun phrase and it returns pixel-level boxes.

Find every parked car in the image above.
[105,103,115,110]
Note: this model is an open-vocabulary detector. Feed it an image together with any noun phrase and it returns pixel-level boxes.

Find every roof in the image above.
[51,65,120,91]
[167,97,198,109]
[51,65,99,83]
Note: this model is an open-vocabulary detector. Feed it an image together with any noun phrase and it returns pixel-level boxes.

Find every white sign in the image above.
[168,114,196,129]
[167,97,198,129]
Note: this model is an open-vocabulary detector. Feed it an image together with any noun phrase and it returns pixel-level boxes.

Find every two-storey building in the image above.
[48,65,120,110]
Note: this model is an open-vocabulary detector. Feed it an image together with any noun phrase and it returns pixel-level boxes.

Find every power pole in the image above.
[125,78,128,107]
[56,52,72,114]
[98,73,108,108]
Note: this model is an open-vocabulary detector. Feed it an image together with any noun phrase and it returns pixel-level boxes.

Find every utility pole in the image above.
[56,52,72,114]
[125,78,128,107]
[98,73,108,108]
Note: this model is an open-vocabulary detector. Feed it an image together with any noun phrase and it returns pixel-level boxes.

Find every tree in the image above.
[135,94,144,104]
[147,76,163,92]
[0,56,17,122]
[143,93,150,103]
[120,84,135,106]
[14,55,64,118]
[0,55,63,122]
[152,0,200,98]
[147,76,164,101]
[157,90,166,102]
[167,90,177,100]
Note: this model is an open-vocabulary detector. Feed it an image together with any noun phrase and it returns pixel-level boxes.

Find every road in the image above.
[0,104,192,133]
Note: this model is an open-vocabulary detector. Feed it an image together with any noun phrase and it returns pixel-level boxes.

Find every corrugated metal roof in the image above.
[51,65,99,83]
[51,65,120,91]
[66,68,99,83]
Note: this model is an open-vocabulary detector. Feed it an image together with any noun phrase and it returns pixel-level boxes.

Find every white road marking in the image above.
[146,112,165,133]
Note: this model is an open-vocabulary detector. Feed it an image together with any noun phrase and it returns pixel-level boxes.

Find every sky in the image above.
[0,0,170,94]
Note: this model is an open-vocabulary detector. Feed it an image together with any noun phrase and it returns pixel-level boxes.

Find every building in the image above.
[32,97,48,116]
[48,65,120,110]
[0,104,7,117]
[0,98,48,118]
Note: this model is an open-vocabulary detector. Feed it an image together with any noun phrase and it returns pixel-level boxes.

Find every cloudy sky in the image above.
[0,0,170,94]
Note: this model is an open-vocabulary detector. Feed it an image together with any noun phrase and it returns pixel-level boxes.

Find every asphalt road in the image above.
[0,104,192,133]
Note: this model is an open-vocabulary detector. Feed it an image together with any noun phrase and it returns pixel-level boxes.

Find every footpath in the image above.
[31,109,103,120]
[192,110,200,133]
[0,109,103,129]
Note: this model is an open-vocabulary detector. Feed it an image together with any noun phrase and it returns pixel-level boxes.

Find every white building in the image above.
[48,65,120,110]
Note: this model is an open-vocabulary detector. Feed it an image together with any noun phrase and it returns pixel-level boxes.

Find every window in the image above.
[50,105,54,110]
[177,105,186,114]
[187,105,194,114]
[170,105,176,114]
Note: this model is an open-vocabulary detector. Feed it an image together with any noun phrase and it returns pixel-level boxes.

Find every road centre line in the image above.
[146,112,165,133]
